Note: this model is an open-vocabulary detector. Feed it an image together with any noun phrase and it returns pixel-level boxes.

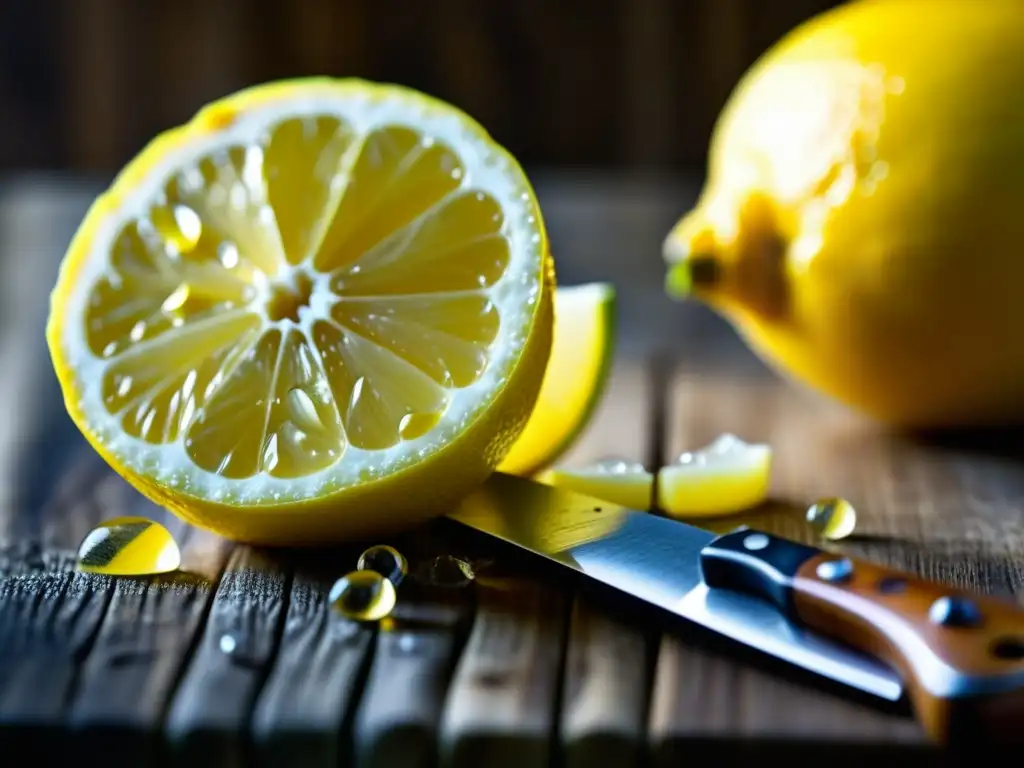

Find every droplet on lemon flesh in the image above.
[806,497,857,541]
[656,434,772,517]
[83,121,512,482]
[76,516,181,575]
[545,459,654,510]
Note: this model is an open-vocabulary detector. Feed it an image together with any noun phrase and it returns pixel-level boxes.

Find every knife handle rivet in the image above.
[742,532,770,551]
[929,596,983,628]
[816,557,854,583]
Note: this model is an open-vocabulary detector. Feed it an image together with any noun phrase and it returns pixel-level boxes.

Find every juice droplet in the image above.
[806,497,857,541]
[172,205,203,250]
[76,517,181,576]
[329,570,396,621]
[161,284,190,314]
[286,387,324,433]
[399,412,441,441]
[218,632,262,668]
[419,555,475,587]
[357,545,408,587]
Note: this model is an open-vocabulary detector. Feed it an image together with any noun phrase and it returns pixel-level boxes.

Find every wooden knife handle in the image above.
[700,528,1024,745]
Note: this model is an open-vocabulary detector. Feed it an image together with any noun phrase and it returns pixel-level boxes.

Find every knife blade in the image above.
[447,472,1024,745]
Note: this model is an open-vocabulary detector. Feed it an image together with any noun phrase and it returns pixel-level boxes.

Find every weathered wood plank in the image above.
[163,546,290,768]
[561,598,650,768]
[649,640,925,761]
[250,548,376,768]
[440,577,569,768]
[352,534,474,768]
[0,451,115,757]
[67,516,231,767]
[552,361,655,768]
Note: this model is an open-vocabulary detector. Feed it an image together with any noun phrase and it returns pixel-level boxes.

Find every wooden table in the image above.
[1,171,1020,765]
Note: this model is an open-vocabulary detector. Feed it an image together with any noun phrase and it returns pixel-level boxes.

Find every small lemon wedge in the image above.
[657,434,771,517]
[499,282,615,476]
[543,459,653,510]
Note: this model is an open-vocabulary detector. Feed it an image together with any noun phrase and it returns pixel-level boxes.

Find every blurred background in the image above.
[0,0,843,512]
[0,0,843,342]
[1,0,841,173]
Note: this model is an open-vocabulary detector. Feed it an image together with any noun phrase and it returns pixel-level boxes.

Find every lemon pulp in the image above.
[544,460,653,510]
[657,434,772,517]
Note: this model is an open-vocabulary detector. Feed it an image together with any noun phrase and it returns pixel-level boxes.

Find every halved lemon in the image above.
[499,282,615,476]
[657,434,772,517]
[46,78,554,545]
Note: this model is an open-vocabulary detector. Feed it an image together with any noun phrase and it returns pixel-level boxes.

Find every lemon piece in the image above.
[663,0,1024,428]
[656,434,771,517]
[46,78,553,545]
[545,460,653,510]
[498,283,615,476]
[655,436,770,520]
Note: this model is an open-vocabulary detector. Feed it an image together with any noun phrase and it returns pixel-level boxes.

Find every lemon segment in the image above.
[47,78,553,544]
[545,460,653,510]
[656,434,771,517]
[498,283,615,476]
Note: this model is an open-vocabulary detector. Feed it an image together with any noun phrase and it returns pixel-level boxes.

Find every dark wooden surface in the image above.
[3,171,1023,764]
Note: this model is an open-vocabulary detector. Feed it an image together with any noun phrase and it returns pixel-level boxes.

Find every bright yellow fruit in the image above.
[540,433,771,516]
[544,460,653,510]
[499,282,615,475]
[47,78,553,545]
[664,0,1024,428]
[656,434,771,517]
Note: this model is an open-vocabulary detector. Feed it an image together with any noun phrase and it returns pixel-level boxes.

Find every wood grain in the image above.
[67,521,230,766]
[648,639,924,761]
[560,598,650,768]
[553,362,656,768]
[0,451,114,757]
[441,578,569,768]
[351,532,475,768]
[250,551,376,768]
[163,546,289,768]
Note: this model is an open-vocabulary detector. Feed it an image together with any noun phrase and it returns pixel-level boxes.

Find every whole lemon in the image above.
[664,0,1024,428]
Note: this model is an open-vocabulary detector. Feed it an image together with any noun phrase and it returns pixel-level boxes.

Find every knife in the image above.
[447,471,1024,745]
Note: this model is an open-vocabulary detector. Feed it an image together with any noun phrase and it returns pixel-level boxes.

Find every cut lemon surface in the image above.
[656,434,772,517]
[499,282,615,476]
[543,460,653,510]
[46,78,553,544]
